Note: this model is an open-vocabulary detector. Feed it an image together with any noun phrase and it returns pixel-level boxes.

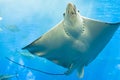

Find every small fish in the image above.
[0,73,18,80]
[5,25,20,32]
[19,51,35,58]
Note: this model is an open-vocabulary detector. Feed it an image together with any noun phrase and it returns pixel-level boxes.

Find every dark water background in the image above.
[0,0,120,80]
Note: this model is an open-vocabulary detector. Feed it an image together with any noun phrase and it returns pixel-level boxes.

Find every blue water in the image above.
[0,0,120,80]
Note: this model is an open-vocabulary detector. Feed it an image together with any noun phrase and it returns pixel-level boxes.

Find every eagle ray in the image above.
[22,3,120,78]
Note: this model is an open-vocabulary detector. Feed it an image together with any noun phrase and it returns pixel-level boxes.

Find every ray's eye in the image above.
[63,13,65,16]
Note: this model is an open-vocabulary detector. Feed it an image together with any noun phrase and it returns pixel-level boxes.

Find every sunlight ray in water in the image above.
[19,58,24,68]
[26,71,35,80]
[0,17,2,21]
[0,28,3,32]
[116,64,120,70]
[9,57,14,65]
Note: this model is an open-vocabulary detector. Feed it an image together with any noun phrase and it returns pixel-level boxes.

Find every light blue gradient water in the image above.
[0,0,120,80]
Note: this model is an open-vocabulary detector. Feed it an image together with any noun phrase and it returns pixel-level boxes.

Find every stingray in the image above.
[22,3,120,78]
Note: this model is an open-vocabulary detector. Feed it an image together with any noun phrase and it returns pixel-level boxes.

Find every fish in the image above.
[5,25,20,32]
[22,2,120,78]
[0,73,18,80]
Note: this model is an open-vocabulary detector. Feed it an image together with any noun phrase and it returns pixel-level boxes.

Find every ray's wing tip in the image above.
[118,22,120,25]
[22,47,26,50]
[115,22,120,25]
[22,45,29,50]
[105,22,120,26]
[22,43,32,50]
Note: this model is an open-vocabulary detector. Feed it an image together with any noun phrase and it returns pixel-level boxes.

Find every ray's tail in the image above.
[6,57,65,76]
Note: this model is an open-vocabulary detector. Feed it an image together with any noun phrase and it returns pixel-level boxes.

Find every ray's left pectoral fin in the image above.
[22,36,42,50]
[77,66,84,78]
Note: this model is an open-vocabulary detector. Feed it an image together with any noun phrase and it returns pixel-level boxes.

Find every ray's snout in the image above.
[67,3,74,7]
[66,3,76,15]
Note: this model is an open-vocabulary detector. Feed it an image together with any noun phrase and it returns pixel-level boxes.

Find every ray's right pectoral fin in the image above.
[77,66,84,78]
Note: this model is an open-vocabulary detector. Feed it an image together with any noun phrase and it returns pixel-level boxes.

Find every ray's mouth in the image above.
[66,3,77,15]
